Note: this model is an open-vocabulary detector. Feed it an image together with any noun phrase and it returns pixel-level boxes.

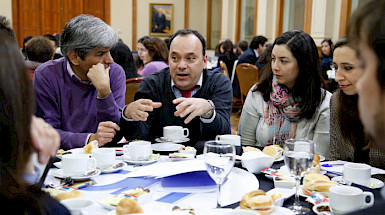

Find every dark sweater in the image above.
[118,68,233,146]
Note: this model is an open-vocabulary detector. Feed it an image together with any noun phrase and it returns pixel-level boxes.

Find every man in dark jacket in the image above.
[237,35,268,65]
[116,29,233,147]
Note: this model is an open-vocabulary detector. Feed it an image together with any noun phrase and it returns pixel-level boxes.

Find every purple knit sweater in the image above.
[33,58,126,149]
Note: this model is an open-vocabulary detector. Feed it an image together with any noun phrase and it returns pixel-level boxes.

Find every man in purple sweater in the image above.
[33,15,125,150]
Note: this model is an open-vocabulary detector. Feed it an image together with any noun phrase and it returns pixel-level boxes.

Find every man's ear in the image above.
[68,50,80,65]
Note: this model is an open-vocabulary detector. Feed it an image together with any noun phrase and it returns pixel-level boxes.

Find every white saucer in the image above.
[155,137,190,143]
[331,176,384,189]
[121,154,160,165]
[51,169,101,181]
[100,161,126,174]
[151,142,185,152]
[274,156,284,162]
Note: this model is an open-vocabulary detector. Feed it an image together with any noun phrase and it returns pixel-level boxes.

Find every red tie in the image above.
[180,86,199,98]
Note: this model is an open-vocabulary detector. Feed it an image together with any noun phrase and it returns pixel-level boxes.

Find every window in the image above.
[240,0,255,42]
[209,0,221,49]
[282,0,305,32]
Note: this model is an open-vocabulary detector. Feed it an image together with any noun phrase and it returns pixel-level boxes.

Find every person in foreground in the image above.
[238,30,331,157]
[0,32,69,214]
[33,14,126,150]
[116,29,233,146]
[327,37,385,178]
[345,1,385,214]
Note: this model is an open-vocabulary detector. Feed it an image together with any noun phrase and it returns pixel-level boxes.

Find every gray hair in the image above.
[60,14,118,60]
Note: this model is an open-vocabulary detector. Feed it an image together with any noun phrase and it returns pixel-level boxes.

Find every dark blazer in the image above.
[237,48,258,65]
[118,68,233,146]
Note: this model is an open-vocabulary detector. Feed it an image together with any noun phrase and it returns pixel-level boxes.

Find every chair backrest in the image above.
[219,60,229,77]
[235,63,259,103]
[125,77,144,105]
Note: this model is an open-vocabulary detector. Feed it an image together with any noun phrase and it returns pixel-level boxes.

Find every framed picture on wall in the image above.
[149,3,173,37]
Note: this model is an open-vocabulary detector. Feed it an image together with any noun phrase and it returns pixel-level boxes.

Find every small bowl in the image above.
[241,151,274,173]
[273,176,296,189]
[61,198,93,215]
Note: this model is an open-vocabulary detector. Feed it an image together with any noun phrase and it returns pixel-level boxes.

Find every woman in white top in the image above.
[238,30,332,156]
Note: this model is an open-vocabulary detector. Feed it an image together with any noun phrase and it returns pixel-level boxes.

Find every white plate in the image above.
[297,185,331,198]
[152,142,185,152]
[312,202,331,215]
[236,206,295,215]
[100,161,126,174]
[266,188,296,206]
[155,137,190,143]
[51,169,101,181]
[331,176,384,189]
[122,155,160,165]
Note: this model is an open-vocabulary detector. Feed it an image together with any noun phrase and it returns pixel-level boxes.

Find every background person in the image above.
[140,37,169,77]
[25,36,55,78]
[238,30,331,156]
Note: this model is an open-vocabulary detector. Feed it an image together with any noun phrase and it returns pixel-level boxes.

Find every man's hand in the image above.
[89,121,120,147]
[87,63,111,98]
[30,116,60,164]
[173,98,213,124]
[124,99,162,121]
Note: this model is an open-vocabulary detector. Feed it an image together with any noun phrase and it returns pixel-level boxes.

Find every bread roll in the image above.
[262,145,283,159]
[243,146,262,153]
[240,190,274,215]
[116,198,144,215]
[303,172,330,184]
[83,140,98,154]
[55,191,84,201]
[302,180,337,197]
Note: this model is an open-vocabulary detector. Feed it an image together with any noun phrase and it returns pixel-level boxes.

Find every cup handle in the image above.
[215,135,220,141]
[362,192,374,208]
[183,128,189,137]
[123,145,130,156]
[87,158,97,171]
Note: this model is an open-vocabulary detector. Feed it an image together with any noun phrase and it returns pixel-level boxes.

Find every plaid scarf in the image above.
[265,77,301,146]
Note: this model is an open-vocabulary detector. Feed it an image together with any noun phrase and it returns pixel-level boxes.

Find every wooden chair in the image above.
[235,63,259,105]
[219,60,229,77]
[125,77,144,105]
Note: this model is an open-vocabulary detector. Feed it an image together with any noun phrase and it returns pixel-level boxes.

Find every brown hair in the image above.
[143,37,168,63]
[0,32,48,213]
[348,0,385,88]
[26,36,55,63]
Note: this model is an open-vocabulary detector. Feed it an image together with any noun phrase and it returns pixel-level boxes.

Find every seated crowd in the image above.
[1,0,385,212]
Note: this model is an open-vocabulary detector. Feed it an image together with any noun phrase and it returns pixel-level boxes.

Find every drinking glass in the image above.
[284,139,315,214]
[204,140,235,208]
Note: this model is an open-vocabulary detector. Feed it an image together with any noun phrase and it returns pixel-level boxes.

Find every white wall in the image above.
[0,0,13,24]
[110,0,132,47]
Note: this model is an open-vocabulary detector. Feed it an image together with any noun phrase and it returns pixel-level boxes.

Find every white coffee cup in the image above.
[329,185,374,214]
[163,126,189,141]
[61,154,97,177]
[343,163,371,186]
[215,134,241,146]
[92,148,116,168]
[123,141,152,161]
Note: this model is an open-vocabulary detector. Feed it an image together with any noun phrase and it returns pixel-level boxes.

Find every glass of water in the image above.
[204,140,235,208]
[284,139,315,214]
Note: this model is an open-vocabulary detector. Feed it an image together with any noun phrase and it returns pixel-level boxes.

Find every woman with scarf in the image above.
[238,30,331,157]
